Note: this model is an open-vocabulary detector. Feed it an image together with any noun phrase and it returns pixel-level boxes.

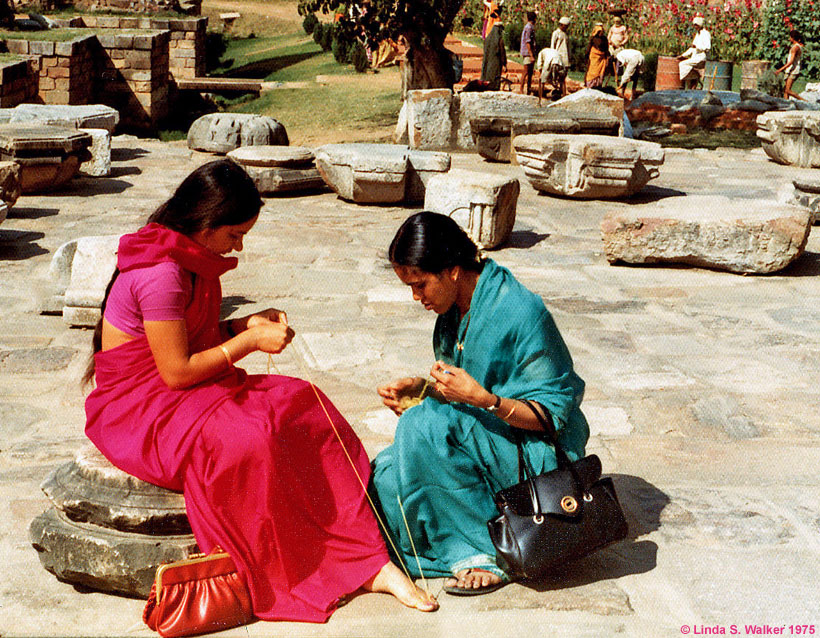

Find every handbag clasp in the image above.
[560,496,578,513]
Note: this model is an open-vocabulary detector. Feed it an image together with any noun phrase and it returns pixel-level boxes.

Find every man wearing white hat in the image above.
[677,15,711,89]
[550,16,571,95]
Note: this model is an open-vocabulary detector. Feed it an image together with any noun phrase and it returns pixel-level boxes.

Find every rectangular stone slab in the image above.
[5,104,120,133]
[0,124,92,156]
[601,197,812,274]
[471,109,620,162]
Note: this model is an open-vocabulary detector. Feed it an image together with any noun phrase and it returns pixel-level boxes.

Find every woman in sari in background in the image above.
[585,23,609,88]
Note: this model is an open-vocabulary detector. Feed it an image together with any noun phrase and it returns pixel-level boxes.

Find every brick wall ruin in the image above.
[0,16,206,129]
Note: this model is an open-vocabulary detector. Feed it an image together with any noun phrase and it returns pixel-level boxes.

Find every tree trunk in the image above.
[401,38,453,99]
[0,0,14,28]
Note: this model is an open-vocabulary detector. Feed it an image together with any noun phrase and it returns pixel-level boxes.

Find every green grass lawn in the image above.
[215,32,343,82]
[200,31,403,145]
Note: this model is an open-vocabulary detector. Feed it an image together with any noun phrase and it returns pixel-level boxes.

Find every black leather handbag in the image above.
[487,401,628,580]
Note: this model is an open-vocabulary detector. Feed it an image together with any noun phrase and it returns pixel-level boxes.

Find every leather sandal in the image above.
[442,568,508,596]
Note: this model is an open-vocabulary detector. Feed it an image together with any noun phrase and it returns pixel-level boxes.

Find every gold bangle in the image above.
[502,401,517,420]
[218,344,233,367]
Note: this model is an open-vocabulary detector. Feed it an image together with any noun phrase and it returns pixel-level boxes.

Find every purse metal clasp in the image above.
[560,495,578,513]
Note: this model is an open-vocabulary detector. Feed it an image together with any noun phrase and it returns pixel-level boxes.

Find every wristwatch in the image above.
[485,394,502,415]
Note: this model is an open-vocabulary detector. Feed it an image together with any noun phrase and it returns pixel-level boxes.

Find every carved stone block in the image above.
[756,111,820,168]
[227,145,325,194]
[315,143,451,203]
[187,113,289,154]
[471,109,620,163]
[78,128,111,177]
[30,444,196,598]
[0,124,92,193]
[423,168,519,249]
[514,133,664,199]
[44,235,119,325]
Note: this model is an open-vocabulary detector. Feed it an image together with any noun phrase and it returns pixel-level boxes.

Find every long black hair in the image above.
[82,159,262,388]
[388,211,484,274]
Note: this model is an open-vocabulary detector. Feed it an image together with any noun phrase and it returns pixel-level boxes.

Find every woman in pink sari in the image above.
[83,159,437,624]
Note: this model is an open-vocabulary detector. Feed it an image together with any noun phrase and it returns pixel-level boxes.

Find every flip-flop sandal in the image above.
[442,568,508,596]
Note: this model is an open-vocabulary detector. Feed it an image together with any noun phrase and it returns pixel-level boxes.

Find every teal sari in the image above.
[371,259,589,578]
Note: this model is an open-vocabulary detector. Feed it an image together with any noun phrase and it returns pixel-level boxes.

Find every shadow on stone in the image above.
[0,230,47,260]
[780,251,820,277]
[223,50,323,80]
[221,295,256,317]
[111,147,150,162]
[506,229,551,249]
[623,185,687,205]
[522,473,667,591]
[47,178,133,197]
[109,166,142,179]
[6,206,60,219]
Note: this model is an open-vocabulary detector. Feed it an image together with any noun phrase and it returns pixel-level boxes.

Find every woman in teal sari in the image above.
[373,212,589,595]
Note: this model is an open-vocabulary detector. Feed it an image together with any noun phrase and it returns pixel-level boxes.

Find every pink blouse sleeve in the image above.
[133,262,192,321]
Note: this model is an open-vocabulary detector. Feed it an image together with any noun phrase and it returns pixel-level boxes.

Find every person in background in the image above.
[584,23,609,88]
[519,11,537,95]
[481,5,507,90]
[607,15,628,84]
[607,15,628,55]
[482,0,499,39]
[677,15,710,89]
[615,47,644,98]
[550,16,571,95]
[775,29,805,101]
[536,46,566,103]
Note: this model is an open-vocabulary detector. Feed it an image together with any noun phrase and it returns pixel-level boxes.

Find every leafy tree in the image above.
[298,0,460,93]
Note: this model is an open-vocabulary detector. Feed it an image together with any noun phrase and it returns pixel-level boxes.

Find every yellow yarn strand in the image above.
[396,494,430,596]
[267,355,417,584]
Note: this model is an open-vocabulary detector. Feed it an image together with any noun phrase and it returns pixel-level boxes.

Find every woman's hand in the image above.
[252,321,294,354]
[247,308,288,328]
[378,377,425,415]
[429,361,494,408]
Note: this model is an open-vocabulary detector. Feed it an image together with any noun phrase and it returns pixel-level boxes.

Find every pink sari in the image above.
[85,225,389,622]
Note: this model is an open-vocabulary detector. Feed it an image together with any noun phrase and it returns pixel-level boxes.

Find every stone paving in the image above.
[1,135,819,637]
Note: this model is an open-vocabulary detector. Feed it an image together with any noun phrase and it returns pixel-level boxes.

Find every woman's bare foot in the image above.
[444,568,504,593]
[364,562,438,611]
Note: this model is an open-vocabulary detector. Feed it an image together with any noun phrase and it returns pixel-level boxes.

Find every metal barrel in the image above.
[655,55,682,90]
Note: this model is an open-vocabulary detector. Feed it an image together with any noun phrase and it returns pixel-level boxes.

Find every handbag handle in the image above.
[520,400,576,473]
[516,400,586,516]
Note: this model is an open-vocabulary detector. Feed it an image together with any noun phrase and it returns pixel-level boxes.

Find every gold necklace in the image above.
[456,311,471,352]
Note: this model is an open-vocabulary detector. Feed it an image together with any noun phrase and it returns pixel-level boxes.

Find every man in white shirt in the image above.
[678,15,711,89]
[535,47,566,103]
[549,16,571,95]
[615,48,644,98]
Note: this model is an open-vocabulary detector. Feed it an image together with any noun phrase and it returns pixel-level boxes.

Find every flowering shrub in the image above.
[760,0,819,70]
[458,0,815,64]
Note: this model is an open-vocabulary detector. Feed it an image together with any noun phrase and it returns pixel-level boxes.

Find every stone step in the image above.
[177,77,262,94]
